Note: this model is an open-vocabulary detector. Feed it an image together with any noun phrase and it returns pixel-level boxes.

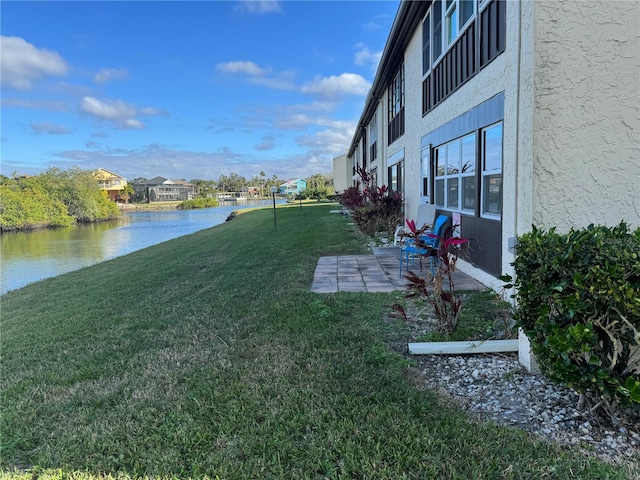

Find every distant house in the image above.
[278,179,307,196]
[133,177,197,203]
[94,168,127,202]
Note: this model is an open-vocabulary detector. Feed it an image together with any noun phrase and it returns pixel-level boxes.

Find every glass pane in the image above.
[446,141,460,175]
[422,150,430,198]
[460,0,474,26]
[389,165,397,192]
[483,123,503,172]
[446,5,458,44]
[435,179,445,206]
[422,13,431,73]
[461,134,476,173]
[462,176,476,210]
[483,174,502,215]
[447,177,459,208]
[436,147,445,176]
[433,0,442,58]
[421,148,430,177]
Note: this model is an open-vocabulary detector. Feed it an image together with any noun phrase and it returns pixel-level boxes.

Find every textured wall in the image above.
[533,0,640,231]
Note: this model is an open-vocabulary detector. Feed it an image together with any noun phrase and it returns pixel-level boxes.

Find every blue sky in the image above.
[1,0,398,182]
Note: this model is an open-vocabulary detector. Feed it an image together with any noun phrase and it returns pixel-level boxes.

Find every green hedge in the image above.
[504,222,640,408]
[176,197,219,209]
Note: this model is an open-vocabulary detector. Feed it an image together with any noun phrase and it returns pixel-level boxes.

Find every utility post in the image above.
[270,186,277,227]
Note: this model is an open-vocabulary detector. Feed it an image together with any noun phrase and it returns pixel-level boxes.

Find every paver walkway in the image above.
[311,247,486,293]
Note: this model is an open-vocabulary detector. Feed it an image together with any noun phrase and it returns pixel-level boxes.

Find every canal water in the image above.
[1,201,278,294]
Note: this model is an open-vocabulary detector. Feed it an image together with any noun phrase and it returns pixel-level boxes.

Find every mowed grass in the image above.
[0,204,631,479]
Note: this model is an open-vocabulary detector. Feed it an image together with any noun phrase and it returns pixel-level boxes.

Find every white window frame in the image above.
[421,146,430,203]
[423,0,478,75]
[480,122,503,219]
[433,133,476,213]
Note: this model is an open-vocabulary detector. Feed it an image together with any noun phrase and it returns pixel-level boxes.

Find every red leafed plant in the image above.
[403,224,469,334]
[338,165,403,236]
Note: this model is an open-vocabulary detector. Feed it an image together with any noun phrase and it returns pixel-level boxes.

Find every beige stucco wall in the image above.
[532,0,640,231]
[332,154,350,194]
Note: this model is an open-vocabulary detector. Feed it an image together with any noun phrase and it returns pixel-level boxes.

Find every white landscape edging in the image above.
[408,339,519,355]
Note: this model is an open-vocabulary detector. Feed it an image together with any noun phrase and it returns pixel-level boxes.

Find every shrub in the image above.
[403,223,469,335]
[177,197,219,209]
[338,166,402,236]
[502,222,640,411]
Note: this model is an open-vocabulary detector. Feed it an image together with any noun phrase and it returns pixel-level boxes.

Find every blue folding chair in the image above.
[399,215,448,277]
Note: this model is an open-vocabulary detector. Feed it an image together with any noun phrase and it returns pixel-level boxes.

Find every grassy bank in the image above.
[0,204,630,479]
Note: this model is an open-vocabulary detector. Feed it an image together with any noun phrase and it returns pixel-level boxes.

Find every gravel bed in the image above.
[414,353,640,470]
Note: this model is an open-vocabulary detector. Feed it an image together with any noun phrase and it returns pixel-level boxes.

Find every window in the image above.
[434,133,476,212]
[421,147,430,201]
[389,65,404,117]
[481,123,502,217]
[361,128,367,169]
[422,0,504,115]
[388,161,404,195]
[387,64,405,144]
[445,0,458,45]
[432,0,443,61]
[461,134,476,211]
[422,12,431,75]
[369,113,378,164]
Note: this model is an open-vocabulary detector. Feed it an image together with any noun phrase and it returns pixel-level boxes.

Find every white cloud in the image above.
[0,36,67,90]
[300,73,370,100]
[217,61,267,76]
[94,67,129,84]
[354,43,382,70]
[236,1,282,15]
[80,96,167,130]
[31,122,72,135]
[217,61,295,91]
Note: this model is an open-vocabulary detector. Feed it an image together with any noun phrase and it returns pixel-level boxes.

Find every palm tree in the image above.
[119,183,135,204]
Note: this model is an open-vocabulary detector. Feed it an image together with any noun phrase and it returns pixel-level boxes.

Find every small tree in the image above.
[119,183,134,203]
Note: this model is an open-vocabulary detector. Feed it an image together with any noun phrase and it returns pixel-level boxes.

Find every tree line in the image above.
[133,171,334,200]
[0,168,120,232]
[0,168,335,231]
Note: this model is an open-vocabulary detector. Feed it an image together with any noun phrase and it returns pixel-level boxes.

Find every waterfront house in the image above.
[133,177,197,203]
[279,179,307,196]
[345,0,639,368]
[94,168,127,202]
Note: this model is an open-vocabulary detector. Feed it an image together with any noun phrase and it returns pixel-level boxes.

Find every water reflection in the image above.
[1,201,276,294]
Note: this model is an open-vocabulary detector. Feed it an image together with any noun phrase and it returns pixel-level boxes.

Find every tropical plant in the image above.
[338,166,403,236]
[119,183,135,203]
[403,223,469,334]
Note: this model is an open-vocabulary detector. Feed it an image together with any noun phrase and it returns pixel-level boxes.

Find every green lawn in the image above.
[0,204,631,479]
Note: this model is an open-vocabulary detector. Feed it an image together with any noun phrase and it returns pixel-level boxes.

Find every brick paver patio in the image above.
[311,247,486,293]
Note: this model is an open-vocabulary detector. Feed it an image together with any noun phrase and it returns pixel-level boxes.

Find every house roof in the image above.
[279,178,306,187]
[93,167,126,180]
[142,176,174,186]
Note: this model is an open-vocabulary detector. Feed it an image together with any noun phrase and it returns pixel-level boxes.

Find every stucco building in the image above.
[347,0,640,292]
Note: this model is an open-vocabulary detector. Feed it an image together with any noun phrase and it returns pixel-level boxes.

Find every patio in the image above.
[311,246,486,294]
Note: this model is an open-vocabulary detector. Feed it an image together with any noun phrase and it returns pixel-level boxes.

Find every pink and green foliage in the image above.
[403,224,469,334]
[338,166,403,236]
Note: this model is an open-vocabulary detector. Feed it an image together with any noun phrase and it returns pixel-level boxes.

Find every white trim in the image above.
[408,339,518,355]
